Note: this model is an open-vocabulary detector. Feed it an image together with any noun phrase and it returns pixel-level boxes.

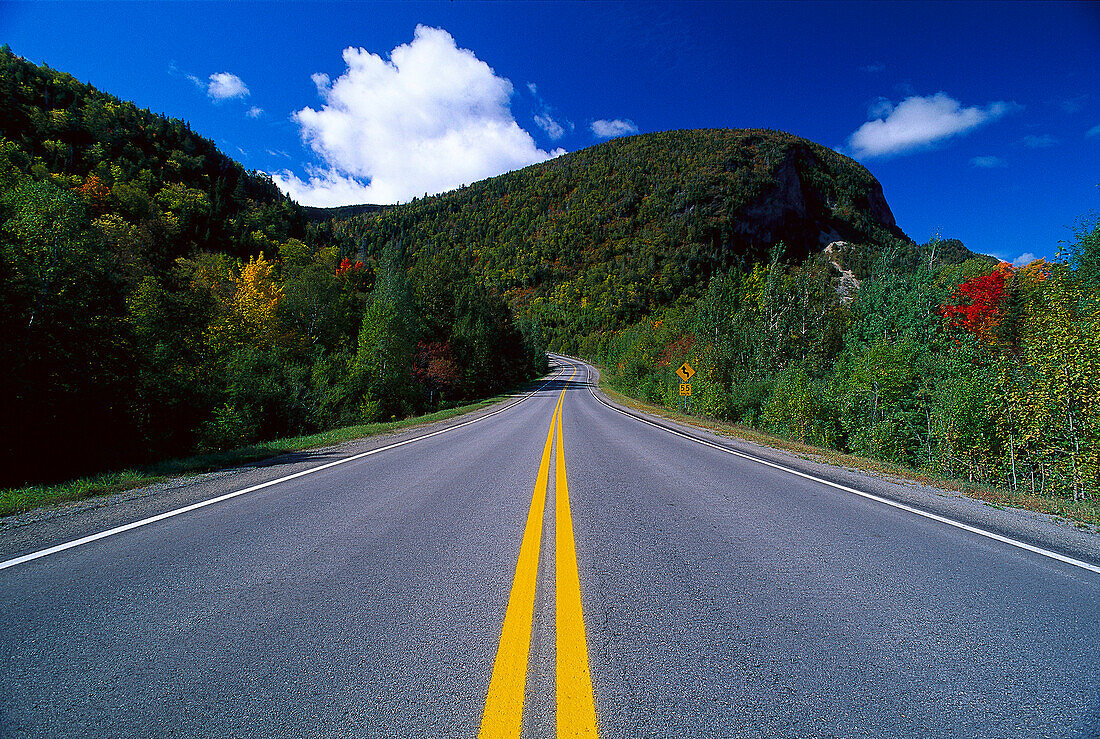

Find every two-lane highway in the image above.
[1,356,1098,737]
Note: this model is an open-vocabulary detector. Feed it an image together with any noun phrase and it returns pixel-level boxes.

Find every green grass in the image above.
[0,390,522,518]
[596,374,1100,529]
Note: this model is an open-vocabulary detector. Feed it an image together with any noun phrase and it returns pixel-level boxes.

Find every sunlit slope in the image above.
[327,128,920,342]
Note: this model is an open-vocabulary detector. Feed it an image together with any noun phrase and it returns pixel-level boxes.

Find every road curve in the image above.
[1,356,1098,737]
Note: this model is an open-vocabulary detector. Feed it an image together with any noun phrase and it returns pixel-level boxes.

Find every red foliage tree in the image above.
[72,174,110,213]
[941,263,1011,345]
[335,257,365,277]
[335,258,370,291]
[414,341,462,399]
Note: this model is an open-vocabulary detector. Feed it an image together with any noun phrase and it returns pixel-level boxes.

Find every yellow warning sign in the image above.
[676,362,695,382]
[679,383,692,397]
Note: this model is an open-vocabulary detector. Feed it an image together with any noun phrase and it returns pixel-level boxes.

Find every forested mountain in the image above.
[0,47,542,486]
[327,128,943,351]
[324,129,1097,503]
[2,45,1096,506]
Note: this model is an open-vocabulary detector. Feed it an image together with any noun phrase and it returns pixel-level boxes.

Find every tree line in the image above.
[0,47,544,488]
[598,224,1100,501]
[5,43,1092,508]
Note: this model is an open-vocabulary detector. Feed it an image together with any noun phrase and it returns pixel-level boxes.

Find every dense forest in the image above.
[2,46,1096,506]
[327,127,914,352]
[0,47,543,487]
[328,128,1099,503]
[599,224,1100,501]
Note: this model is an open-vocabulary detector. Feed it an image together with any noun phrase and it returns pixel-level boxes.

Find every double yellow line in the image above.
[480,369,598,737]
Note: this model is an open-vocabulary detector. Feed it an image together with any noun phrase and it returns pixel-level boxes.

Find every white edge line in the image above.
[0,368,568,572]
[577,360,1100,576]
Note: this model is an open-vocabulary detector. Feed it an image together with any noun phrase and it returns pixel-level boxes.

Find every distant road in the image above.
[2,356,1098,737]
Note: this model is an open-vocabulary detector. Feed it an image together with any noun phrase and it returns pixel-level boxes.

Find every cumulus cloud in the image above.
[1012,253,1036,267]
[272,26,563,206]
[971,155,1007,168]
[860,62,886,73]
[1022,134,1057,148]
[846,92,1016,159]
[206,72,250,101]
[246,106,263,118]
[591,118,639,138]
[1086,124,1100,138]
[273,167,376,207]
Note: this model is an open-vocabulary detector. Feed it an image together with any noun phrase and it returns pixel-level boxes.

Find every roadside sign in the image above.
[676,362,695,382]
[679,383,692,397]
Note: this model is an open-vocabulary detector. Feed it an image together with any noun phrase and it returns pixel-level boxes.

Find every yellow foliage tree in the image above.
[206,254,284,353]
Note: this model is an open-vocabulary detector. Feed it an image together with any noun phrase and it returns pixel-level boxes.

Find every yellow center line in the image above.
[479,389,564,737]
[480,365,598,737]
[555,390,599,736]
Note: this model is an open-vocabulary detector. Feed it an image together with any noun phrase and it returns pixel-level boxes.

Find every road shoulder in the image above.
[0,384,548,563]
[578,360,1100,571]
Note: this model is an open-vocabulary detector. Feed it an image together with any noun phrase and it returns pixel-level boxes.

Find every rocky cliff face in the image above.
[712,135,908,264]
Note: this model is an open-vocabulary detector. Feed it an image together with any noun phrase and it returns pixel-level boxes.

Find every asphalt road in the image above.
[1,356,1098,737]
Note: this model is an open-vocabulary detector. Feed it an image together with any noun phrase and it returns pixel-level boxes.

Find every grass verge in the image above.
[0,390,521,519]
[596,376,1100,529]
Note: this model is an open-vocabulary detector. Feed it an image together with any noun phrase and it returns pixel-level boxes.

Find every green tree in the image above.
[354,241,420,416]
[0,177,136,484]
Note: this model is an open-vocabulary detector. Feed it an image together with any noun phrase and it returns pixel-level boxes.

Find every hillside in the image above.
[325,128,957,348]
[4,45,1089,508]
[317,129,1100,505]
[0,45,305,264]
[0,47,543,486]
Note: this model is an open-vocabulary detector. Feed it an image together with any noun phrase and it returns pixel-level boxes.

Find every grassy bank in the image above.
[595,373,1100,529]
[0,391,520,518]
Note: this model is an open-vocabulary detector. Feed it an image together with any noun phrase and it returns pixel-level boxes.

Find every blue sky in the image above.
[1,1,1098,263]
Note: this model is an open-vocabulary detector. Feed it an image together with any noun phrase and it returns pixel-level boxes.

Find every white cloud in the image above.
[527,81,572,142]
[846,92,1016,158]
[206,72,250,101]
[1022,134,1057,148]
[1012,252,1036,267]
[272,166,376,208]
[860,62,886,74]
[534,114,565,140]
[273,25,562,206]
[971,155,1007,168]
[246,106,263,118]
[1086,124,1100,138]
[591,118,639,138]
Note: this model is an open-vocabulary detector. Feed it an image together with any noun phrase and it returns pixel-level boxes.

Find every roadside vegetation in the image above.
[597,381,1100,528]
[0,390,517,517]
[0,47,545,489]
[596,219,1100,517]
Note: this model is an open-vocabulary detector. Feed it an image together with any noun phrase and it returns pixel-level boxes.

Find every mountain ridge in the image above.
[322,127,989,351]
